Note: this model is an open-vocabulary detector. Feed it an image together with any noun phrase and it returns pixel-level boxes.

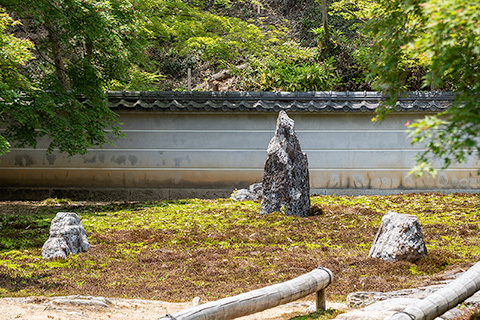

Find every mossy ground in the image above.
[0,193,479,314]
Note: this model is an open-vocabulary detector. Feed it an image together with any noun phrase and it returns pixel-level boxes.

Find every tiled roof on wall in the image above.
[105,91,454,112]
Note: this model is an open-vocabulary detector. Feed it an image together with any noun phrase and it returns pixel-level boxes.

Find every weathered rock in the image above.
[369,211,427,262]
[340,269,480,319]
[260,111,310,217]
[230,183,263,201]
[334,298,467,320]
[49,295,112,307]
[346,287,443,308]
[42,212,90,259]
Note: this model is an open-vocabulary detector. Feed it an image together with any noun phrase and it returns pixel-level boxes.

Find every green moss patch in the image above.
[0,193,478,305]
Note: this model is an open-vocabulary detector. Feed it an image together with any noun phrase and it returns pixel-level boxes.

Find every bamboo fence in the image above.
[389,260,480,320]
[158,266,332,320]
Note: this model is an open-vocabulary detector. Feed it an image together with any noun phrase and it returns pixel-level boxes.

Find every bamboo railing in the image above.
[158,266,332,320]
[388,260,480,320]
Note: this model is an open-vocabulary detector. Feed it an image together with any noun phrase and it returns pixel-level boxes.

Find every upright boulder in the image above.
[369,211,427,262]
[260,111,310,217]
[42,212,90,259]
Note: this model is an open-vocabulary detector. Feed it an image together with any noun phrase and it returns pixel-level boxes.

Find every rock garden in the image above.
[1,112,480,319]
[1,192,480,319]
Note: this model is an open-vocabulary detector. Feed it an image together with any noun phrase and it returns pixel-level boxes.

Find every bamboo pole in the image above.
[158,266,332,320]
[388,260,480,320]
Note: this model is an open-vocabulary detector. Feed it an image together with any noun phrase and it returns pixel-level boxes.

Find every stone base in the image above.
[0,187,478,202]
[0,188,231,201]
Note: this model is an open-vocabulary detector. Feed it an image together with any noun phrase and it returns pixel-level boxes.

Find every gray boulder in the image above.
[230,183,263,201]
[42,212,90,259]
[260,111,310,217]
[346,287,442,308]
[337,269,480,319]
[369,211,427,262]
[334,297,465,320]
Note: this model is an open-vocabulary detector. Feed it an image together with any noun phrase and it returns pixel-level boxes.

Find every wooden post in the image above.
[316,288,326,311]
[187,68,192,91]
[159,266,332,320]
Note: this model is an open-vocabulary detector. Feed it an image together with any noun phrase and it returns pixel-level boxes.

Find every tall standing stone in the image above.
[260,111,310,217]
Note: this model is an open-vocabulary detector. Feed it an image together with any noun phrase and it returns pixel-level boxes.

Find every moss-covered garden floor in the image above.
[0,193,478,314]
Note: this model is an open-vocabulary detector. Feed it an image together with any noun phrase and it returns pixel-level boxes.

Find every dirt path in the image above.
[0,296,347,320]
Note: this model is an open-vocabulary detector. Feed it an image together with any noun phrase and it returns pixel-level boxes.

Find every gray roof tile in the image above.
[105,91,454,112]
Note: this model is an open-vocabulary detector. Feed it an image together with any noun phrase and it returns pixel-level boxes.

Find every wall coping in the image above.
[103,91,455,113]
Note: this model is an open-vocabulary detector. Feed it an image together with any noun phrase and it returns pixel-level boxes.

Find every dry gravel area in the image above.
[0,296,348,320]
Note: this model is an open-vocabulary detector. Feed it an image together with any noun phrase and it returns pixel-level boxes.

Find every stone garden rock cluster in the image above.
[232,112,429,265]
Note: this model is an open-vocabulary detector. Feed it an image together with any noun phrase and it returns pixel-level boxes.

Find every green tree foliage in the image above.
[330,0,380,28]
[131,0,373,92]
[0,7,33,155]
[1,0,148,156]
[240,42,342,91]
[133,0,292,90]
[7,0,477,170]
[367,0,480,174]
[139,0,269,65]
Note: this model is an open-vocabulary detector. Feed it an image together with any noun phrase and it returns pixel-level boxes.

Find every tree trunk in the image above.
[283,0,290,15]
[85,39,93,60]
[47,25,69,89]
[322,0,330,48]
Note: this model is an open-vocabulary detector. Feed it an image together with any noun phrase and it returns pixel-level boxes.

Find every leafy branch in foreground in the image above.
[1,0,149,156]
[0,7,33,156]
[367,0,480,174]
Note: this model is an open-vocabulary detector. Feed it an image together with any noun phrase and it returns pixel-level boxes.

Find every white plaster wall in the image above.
[1,111,479,196]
